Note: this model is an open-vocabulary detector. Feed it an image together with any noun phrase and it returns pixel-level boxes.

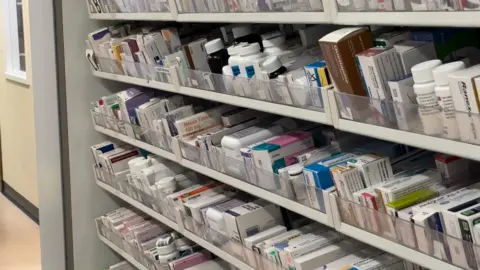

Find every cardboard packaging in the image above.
[356,46,404,123]
[393,40,437,74]
[449,66,480,143]
[319,27,374,96]
[223,201,283,244]
[388,75,417,131]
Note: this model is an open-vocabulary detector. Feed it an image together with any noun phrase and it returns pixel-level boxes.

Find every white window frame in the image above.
[3,0,28,85]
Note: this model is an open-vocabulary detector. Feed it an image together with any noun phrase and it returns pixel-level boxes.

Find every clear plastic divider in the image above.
[94,165,285,270]
[89,0,171,13]
[178,139,329,213]
[335,195,480,270]
[336,1,463,12]
[95,57,172,84]
[91,109,174,153]
[334,91,480,146]
[175,0,323,13]
[95,218,170,270]
[177,68,325,112]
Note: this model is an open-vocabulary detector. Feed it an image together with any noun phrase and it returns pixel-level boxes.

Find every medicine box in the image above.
[204,198,246,235]
[223,201,283,244]
[385,188,439,216]
[293,239,358,270]
[243,225,287,250]
[168,251,212,270]
[187,38,210,72]
[106,148,141,174]
[330,163,364,201]
[375,31,411,48]
[116,88,153,125]
[347,153,393,187]
[449,66,480,143]
[388,75,416,131]
[176,105,236,140]
[375,168,442,207]
[394,40,437,74]
[283,230,343,269]
[435,154,469,182]
[322,249,402,269]
[184,193,232,224]
[304,61,331,88]
[356,47,403,123]
[252,130,315,172]
[319,27,374,96]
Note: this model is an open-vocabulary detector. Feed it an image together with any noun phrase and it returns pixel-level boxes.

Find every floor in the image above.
[0,194,41,270]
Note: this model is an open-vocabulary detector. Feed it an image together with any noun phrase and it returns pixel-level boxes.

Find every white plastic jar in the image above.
[411,59,443,135]
[236,43,266,97]
[226,43,248,77]
[432,61,466,140]
[263,34,288,56]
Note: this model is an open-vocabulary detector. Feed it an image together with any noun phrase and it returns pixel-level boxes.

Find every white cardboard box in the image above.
[394,40,437,74]
[223,201,283,244]
[293,239,357,270]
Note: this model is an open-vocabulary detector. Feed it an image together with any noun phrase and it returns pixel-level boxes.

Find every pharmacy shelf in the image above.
[336,223,462,270]
[94,125,177,161]
[176,12,330,23]
[94,125,335,228]
[180,158,334,227]
[331,11,480,27]
[89,12,176,21]
[97,233,148,270]
[96,179,255,270]
[178,86,331,125]
[335,119,480,163]
[92,70,332,125]
[92,70,176,92]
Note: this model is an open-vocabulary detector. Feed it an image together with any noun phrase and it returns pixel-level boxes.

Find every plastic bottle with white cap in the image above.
[205,38,229,74]
[232,25,263,52]
[411,59,443,135]
[262,32,288,56]
[236,43,266,97]
[224,43,248,95]
[262,56,287,79]
[432,61,466,140]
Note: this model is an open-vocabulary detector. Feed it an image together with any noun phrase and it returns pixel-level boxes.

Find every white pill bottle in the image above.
[411,59,443,135]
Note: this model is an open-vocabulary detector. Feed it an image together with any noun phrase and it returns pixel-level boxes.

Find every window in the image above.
[3,0,27,84]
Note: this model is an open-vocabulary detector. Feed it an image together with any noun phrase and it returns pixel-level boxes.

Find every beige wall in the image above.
[0,0,38,206]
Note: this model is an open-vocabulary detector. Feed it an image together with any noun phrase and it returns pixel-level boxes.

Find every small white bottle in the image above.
[236,43,266,97]
[226,43,248,96]
[432,61,466,140]
[411,59,443,136]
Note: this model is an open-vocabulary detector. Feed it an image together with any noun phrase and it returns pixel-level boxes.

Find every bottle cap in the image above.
[262,35,286,48]
[288,164,304,176]
[261,31,282,40]
[262,56,283,74]
[432,61,465,86]
[156,176,176,194]
[232,25,252,39]
[236,43,261,56]
[227,43,248,55]
[411,59,442,84]
[204,38,224,55]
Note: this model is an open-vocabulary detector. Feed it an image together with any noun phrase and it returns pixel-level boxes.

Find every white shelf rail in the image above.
[91,69,333,126]
[327,193,463,270]
[97,233,149,270]
[86,0,480,27]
